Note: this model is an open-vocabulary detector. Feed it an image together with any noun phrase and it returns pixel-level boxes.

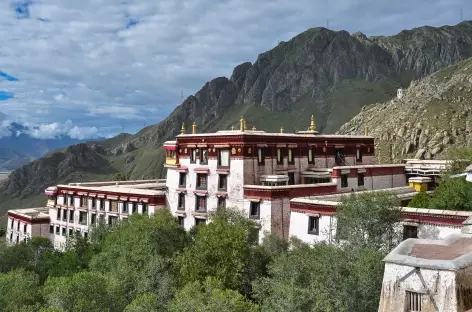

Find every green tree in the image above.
[124,293,160,312]
[113,172,126,181]
[408,191,431,208]
[168,277,259,312]
[445,147,472,174]
[178,207,256,291]
[90,209,188,307]
[429,177,472,211]
[336,192,402,251]
[0,269,43,312]
[43,271,126,312]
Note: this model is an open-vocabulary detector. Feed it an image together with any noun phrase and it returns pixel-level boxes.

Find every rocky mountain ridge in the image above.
[338,57,472,162]
[3,21,472,213]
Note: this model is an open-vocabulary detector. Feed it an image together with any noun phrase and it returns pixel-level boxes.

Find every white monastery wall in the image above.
[289,212,335,244]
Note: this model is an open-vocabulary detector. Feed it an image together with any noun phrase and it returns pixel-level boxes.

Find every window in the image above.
[49,225,54,234]
[178,193,185,210]
[178,216,185,227]
[190,148,197,163]
[108,216,118,225]
[62,210,67,221]
[288,148,294,164]
[79,212,87,225]
[200,148,208,164]
[218,197,226,209]
[257,148,265,165]
[341,174,348,188]
[55,226,60,235]
[99,199,105,211]
[69,210,74,223]
[249,202,260,220]
[84,232,88,239]
[69,228,73,236]
[196,196,207,212]
[91,214,97,225]
[179,173,186,187]
[403,225,418,240]
[68,196,74,206]
[195,218,206,226]
[308,147,314,164]
[132,202,138,213]
[308,216,319,235]
[356,148,363,162]
[406,291,422,312]
[61,227,66,236]
[276,148,283,164]
[358,173,365,186]
[218,175,227,190]
[57,208,61,220]
[91,198,96,209]
[9,233,12,242]
[122,202,128,213]
[142,203,148,214]
[217,149,230,167]
[23,224,27,233]
[196,174,208,189]
[10,219,13,229]
[79,196,85,207]
[288,172,295,185]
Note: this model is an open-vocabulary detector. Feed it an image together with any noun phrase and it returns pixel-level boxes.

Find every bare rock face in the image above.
[338,56,472,162]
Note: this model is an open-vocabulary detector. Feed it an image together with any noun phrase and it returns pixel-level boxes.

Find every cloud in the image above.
[0,0,469,137]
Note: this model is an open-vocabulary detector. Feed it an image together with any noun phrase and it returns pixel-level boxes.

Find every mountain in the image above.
[3,21,472,215]
[338,57,472,162]
[0,148,31,171]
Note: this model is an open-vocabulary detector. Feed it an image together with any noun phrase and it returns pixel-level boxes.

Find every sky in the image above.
[0,0,470,139]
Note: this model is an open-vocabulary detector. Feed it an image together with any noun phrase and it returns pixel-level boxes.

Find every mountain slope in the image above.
[338,57,472,162]
[3,21,472,214]
[0,148,31,171]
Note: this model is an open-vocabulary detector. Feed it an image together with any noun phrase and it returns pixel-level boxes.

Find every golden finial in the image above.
[192,122,197,134]
[244,119,247,130]
[280,126,284,134]
[364,125,369,136]
[180,122,185,135]
[310,115,316,132]
[240,116,245,132]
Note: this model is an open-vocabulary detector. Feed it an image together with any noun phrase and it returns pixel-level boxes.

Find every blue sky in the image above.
[0,0,470,139]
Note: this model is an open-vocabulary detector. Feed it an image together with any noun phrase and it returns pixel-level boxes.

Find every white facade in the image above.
[6,208,50,245]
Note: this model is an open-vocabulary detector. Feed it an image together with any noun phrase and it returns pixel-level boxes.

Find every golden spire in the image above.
[364,125,369,136]
[180,122,185,135]
[310,115,316,132]
[280,126,284,134]
[240,116,245,132]
[192,122,197,134]
[244,119,247,130]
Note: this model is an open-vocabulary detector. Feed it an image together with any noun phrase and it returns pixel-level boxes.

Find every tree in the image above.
[0,269,43,312]
[428,177,472,211]
[43,271,126,312]
[124,293,160,312]
[408,191,431,208]
[178,207,256,291]
[113,173,126,181]
[445,147,472,174]
[336,192,402,251]
[90,209,188,306]
[168,277,259,312]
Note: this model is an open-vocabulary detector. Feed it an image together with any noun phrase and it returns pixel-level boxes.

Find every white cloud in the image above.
[0,0,470,136]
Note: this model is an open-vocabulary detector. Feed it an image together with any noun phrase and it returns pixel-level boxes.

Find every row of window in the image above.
[50,225,89,239]
[187,147,364,166]
[177,216,206,227]
[340,173,365,188]
[9,219,27,233]
[60,197,147,213]
[179,172,228,190]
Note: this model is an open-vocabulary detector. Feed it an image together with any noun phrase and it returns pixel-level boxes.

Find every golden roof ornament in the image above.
[309,115,317,132]
[192,122,197,134]
[280,126,284,134]
[180,122,185,135]
[364,125,369,136]
[240,116,245,132]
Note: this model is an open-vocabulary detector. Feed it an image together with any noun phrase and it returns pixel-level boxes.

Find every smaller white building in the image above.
[379,217,472,312]
[6,207,50,245]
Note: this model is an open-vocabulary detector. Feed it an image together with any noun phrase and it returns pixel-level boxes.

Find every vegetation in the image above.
[408,191,431,208]
[0,194,403,311]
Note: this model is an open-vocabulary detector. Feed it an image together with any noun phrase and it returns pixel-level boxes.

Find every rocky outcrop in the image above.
[338,57,472,162]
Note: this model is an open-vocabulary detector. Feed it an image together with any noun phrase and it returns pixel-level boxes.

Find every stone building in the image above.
[378,216,472,312]
[6,207,50,245]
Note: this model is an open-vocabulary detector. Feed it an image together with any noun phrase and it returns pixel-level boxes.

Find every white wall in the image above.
[379,263,458,312]
[289,212,335,244]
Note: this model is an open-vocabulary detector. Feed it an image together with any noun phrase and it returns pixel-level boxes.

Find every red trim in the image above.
[176,167,188,173]
[244,184,337,199]
[89,193,97,197]
[215,192,227,197]
[164,145,177,151]
[194,190,208,195]
[176,188,187,193]
[107,195,119,200]
[216,168,230,174]
[97,194,106,198]
[140,198,149,203]
[77,192,88,196]
[129,197,139,202]
[8,212,50,224]
[194,168,210,173]
[119,196,128,201]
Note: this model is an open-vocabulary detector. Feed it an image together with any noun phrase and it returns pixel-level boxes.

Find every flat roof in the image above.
[56,180,166,196]
[176,129,372,139]
[8,207,50,220]
[384,233,472,271]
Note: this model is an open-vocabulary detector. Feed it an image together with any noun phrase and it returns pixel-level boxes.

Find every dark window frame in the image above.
[196,173,208,190]
[195,195,207,212]
[308,216,319,235]
[356,147,363,162]
[257,148,265,165]
[178,216,185,227]
[178,193,185,210]
[276,148,284,165]
[200,148,208,165]
[341,174,348,188]
[288,148,294,164]
[217,197,226,209]
[403,225,418,240]
[218,174,227,191]
[308,147,315,164]
[217,149,230,168]
[358,173,365,186]
[190,148,197,164]
[288,172,295,185]
[249,202,260,220]
[179,172,186,187]
[142,203,148,214]
[195,218,206,226]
